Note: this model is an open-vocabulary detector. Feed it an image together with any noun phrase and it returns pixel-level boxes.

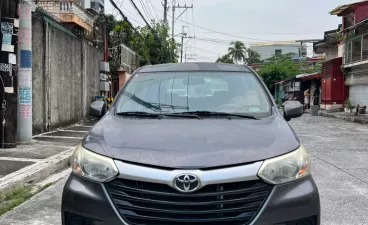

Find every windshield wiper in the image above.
[174,111,259,120]
[116,111,201,119]
[116,111,160,117]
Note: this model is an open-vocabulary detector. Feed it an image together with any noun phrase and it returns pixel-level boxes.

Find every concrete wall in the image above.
[349,85,368,107]
[325,48,338,60]
[250,44,303,61]
[32,16,103,134]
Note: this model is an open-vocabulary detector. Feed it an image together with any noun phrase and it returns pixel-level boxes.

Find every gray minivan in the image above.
[62,63,320,225]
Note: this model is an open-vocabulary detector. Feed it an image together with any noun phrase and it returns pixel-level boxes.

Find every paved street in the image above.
[1,115,368,225]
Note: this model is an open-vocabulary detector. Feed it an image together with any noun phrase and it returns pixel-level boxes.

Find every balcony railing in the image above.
[344,32,368,65]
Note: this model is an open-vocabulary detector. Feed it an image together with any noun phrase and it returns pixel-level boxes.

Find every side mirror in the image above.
[90,101,106,117]
[283,100,303,121]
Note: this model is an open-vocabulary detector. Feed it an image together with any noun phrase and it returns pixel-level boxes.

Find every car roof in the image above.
[137,62,252,73]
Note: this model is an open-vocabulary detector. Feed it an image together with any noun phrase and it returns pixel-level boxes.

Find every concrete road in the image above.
[1,115,368,225]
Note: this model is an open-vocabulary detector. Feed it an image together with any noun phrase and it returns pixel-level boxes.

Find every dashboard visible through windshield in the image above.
[115,71,272,118]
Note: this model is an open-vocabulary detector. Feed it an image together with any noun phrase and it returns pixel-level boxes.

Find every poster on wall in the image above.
[2,44,14,52]
[0,63,12,74]
[9,53,16,65]
[1,22,13,34]
[21,104,32,119]
[2,34,12,45]
[14,19,19,28]
[19,87,31,104]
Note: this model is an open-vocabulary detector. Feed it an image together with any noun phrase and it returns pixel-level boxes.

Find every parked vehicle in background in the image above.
[62,63,319,225]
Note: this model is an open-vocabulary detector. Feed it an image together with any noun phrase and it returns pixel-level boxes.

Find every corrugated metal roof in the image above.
[330,1,368,15]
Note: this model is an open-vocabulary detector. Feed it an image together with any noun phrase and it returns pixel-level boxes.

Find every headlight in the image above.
[257,145,311,184]
[70,145,118,182]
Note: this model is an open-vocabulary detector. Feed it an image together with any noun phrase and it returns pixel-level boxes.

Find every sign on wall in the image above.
[2,33,12,45]
[0,63,12,74]
[1,22,13,34]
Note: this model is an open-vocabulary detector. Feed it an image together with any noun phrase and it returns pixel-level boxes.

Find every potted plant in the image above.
[344,99,355,113]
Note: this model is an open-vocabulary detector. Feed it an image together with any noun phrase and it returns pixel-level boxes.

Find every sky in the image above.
[104,0,359,62]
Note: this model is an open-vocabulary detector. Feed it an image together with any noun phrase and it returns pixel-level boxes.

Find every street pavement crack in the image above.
[311,153,368,186]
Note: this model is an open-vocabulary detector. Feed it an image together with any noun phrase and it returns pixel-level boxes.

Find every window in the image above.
[116,72,272,117]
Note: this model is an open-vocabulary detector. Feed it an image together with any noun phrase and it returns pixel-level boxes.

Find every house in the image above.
[330,0,368,108]
[313,25,348,110]
[249,41,307,61]
[34,0,98,35]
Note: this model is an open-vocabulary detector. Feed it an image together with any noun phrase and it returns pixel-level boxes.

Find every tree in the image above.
[258,54,300,91]
[105,14,179,74]
[245,49,261,64]
[130,22,179,65]
[216,54,234,64]
[228,40,246,64]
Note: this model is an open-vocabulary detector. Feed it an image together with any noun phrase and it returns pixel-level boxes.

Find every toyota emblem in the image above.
[173,174,201,193]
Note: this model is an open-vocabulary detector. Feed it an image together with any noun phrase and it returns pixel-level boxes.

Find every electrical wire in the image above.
[146,0,160,20]
[128,0,161,41]
[192,46,222,55]
[138,0,153,23]
[168,15,275,42]
[108,0,143,38]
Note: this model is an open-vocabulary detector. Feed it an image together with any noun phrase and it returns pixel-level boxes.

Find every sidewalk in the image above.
[319,110,368,125]
[0,121,95,193]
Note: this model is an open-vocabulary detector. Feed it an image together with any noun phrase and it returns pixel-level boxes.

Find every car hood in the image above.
[83,114,300,169]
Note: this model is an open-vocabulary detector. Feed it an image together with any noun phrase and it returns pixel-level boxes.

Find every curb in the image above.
[319,111,368,125]
[0,147,75,193]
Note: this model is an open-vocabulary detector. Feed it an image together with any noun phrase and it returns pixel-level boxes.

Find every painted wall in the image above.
[32,16,103,134]
[249,43,304,61]
[349,85,368,107]
[355,5,368,24]
[326,47,338,60]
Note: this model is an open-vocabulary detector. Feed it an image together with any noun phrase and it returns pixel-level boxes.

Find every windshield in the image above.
[115,71,272,118]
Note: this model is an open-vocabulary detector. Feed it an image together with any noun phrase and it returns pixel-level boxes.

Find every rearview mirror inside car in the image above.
[283,100,303,121]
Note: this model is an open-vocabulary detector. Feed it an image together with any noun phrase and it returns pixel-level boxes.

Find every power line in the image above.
[138,0,153,23]
[194,31,317,35]
[107,0,142,38]
[168,15,275,42]
[193,46,222,55]
[128,0,161,41]
[146,0,160,20]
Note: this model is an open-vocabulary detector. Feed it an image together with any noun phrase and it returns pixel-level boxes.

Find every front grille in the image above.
[105,178,273,225]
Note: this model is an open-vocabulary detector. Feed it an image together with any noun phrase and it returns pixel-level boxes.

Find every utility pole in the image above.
[163,0,168,26]
[180,27,193,63]
[172,1,193,39]
[17,0,33,142]
[180,35,184,63]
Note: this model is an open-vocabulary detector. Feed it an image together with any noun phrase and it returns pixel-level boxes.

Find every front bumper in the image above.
[62,173,320,225]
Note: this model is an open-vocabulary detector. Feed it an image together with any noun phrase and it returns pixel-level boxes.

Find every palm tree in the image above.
[245,49,261,64]
[216,54,234,64]
[228,41,246,64]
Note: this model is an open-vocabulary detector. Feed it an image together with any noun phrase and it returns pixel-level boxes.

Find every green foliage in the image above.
[215,40,261,65]
[228,41,247,64]
[105,14,179,75]
[0,183,56,216]
[216,54,234,64]
[0,186,33,216]
[344,99,355,110]
[246,49,261,64]
[130,22,179,65]
[258,55,301,90]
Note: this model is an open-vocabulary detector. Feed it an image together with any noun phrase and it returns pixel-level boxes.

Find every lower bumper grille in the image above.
[105,178,273,225]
